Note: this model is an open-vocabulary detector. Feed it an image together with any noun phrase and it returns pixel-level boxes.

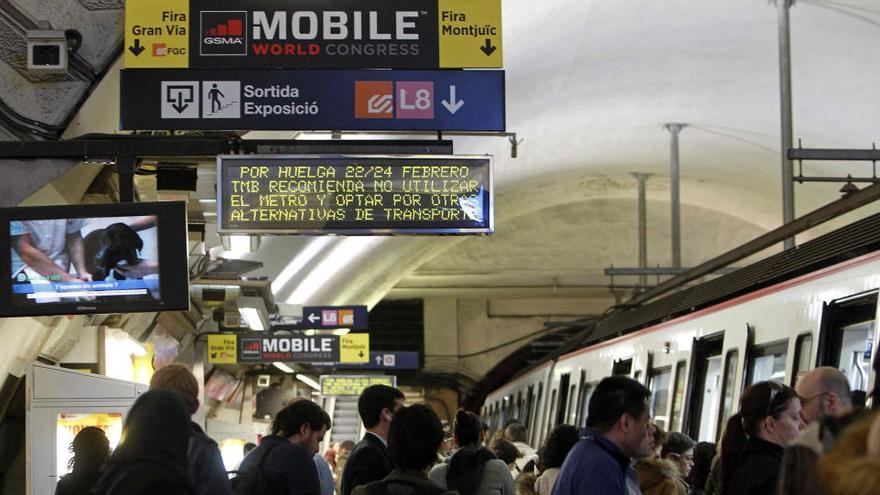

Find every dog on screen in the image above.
[84,222,144,281]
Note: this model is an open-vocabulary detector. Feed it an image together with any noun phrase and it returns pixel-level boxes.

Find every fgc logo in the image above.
[200,11,247,56]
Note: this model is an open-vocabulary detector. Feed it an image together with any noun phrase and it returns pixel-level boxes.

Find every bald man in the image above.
[796,366,853,424]
[778,367,855,495]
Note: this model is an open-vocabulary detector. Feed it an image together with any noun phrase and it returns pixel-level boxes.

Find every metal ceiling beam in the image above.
[789,148,880,161]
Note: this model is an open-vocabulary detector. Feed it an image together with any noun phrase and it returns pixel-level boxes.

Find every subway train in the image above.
[482,211,880,449]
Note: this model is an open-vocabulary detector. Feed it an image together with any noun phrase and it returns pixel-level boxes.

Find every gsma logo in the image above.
[200,11,247,56]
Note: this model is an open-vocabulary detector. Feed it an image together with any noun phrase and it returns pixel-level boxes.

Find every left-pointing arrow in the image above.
[128,38,145,56]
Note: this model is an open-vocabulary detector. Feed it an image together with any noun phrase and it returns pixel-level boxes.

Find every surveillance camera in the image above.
[26,30,68,74]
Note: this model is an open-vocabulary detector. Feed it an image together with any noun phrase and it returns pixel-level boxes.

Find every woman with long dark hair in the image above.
[719,381,804,495]
[429,409,515,495]
[91,389,193,495]
[55,426,110,495]
[534,425,579,495]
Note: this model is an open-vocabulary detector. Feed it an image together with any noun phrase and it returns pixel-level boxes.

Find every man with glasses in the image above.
[778,367,854,494]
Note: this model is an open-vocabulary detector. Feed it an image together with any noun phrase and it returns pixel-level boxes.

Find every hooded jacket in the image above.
[634,458,687,495]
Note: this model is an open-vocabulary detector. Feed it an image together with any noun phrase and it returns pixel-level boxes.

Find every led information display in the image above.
[218,155,493,234]
[320,375,397,396]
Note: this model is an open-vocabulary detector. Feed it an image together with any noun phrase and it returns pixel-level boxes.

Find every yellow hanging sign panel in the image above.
[124,0,189,68]
[339,334,370,363]
[208,334,238,364]
[438,0,503,68]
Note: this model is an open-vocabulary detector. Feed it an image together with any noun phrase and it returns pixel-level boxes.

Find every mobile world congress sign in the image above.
[217,155,493,235]
[119,69,505,132]
[124,0,502,69]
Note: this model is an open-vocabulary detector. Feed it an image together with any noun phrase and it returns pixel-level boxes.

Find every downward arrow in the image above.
[480,38,496,56]
[128,38,145,56]
[441,85,465,114]
[171,91,189,113]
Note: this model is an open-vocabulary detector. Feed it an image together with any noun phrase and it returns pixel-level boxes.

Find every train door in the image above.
[683,334,724,442]
[817,291,878,398]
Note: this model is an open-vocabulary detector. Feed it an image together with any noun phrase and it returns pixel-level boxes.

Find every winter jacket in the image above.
[236,435,321,495]
[777,412,861,495]
[634,458,687,495]
[551,428,641,495]
[533,467,559,495]
[817,411,880,495]
[187,422,233,495]
[351,468,459,495]
[723,437,783,495]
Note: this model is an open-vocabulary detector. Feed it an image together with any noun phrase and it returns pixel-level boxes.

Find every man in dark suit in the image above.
[340,384,406,495]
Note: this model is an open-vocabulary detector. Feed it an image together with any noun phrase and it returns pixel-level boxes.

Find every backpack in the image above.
[232,443,280,495]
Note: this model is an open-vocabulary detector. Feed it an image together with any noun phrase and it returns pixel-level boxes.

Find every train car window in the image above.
[817,291,877,394]
[648,367,672,430]
[532,382,544,446]
[574,370,586,427]
[613,358,633,376]
[747,340,787,385]
[523,385,534,434]
[718,350,739,441]
[567,383,578,424]
[555,373,571,428]
[670,361,687,432]
[791,333,813,388]
[578,382,596,429]
[546,389,558,441]
[515,391,523,422]
[684,336,724,442]
[839,321,874,392]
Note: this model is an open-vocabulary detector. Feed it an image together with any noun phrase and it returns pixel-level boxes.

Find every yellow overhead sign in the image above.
[124,0,189,68]
[340,334,370,363]
[438,0,503,68]
[320,375,396,396]
[208,335,237,364]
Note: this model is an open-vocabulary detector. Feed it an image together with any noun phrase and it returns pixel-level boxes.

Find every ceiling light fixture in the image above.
[295,373,321,391]
[272,362,294,373]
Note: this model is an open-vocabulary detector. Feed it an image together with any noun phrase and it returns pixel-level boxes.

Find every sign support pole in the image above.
[118,154,136,203]
[776,0,796,250]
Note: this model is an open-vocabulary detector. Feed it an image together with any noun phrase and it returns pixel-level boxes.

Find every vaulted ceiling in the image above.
[4,0,880,311]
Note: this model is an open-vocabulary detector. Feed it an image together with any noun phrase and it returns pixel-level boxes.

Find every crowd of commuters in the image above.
[53,364,880,495]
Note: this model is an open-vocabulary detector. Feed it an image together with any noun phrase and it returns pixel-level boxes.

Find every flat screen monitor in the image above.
[0,201,189,317]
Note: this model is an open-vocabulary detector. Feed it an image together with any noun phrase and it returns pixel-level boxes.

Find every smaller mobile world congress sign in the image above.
[217,155,493,235]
